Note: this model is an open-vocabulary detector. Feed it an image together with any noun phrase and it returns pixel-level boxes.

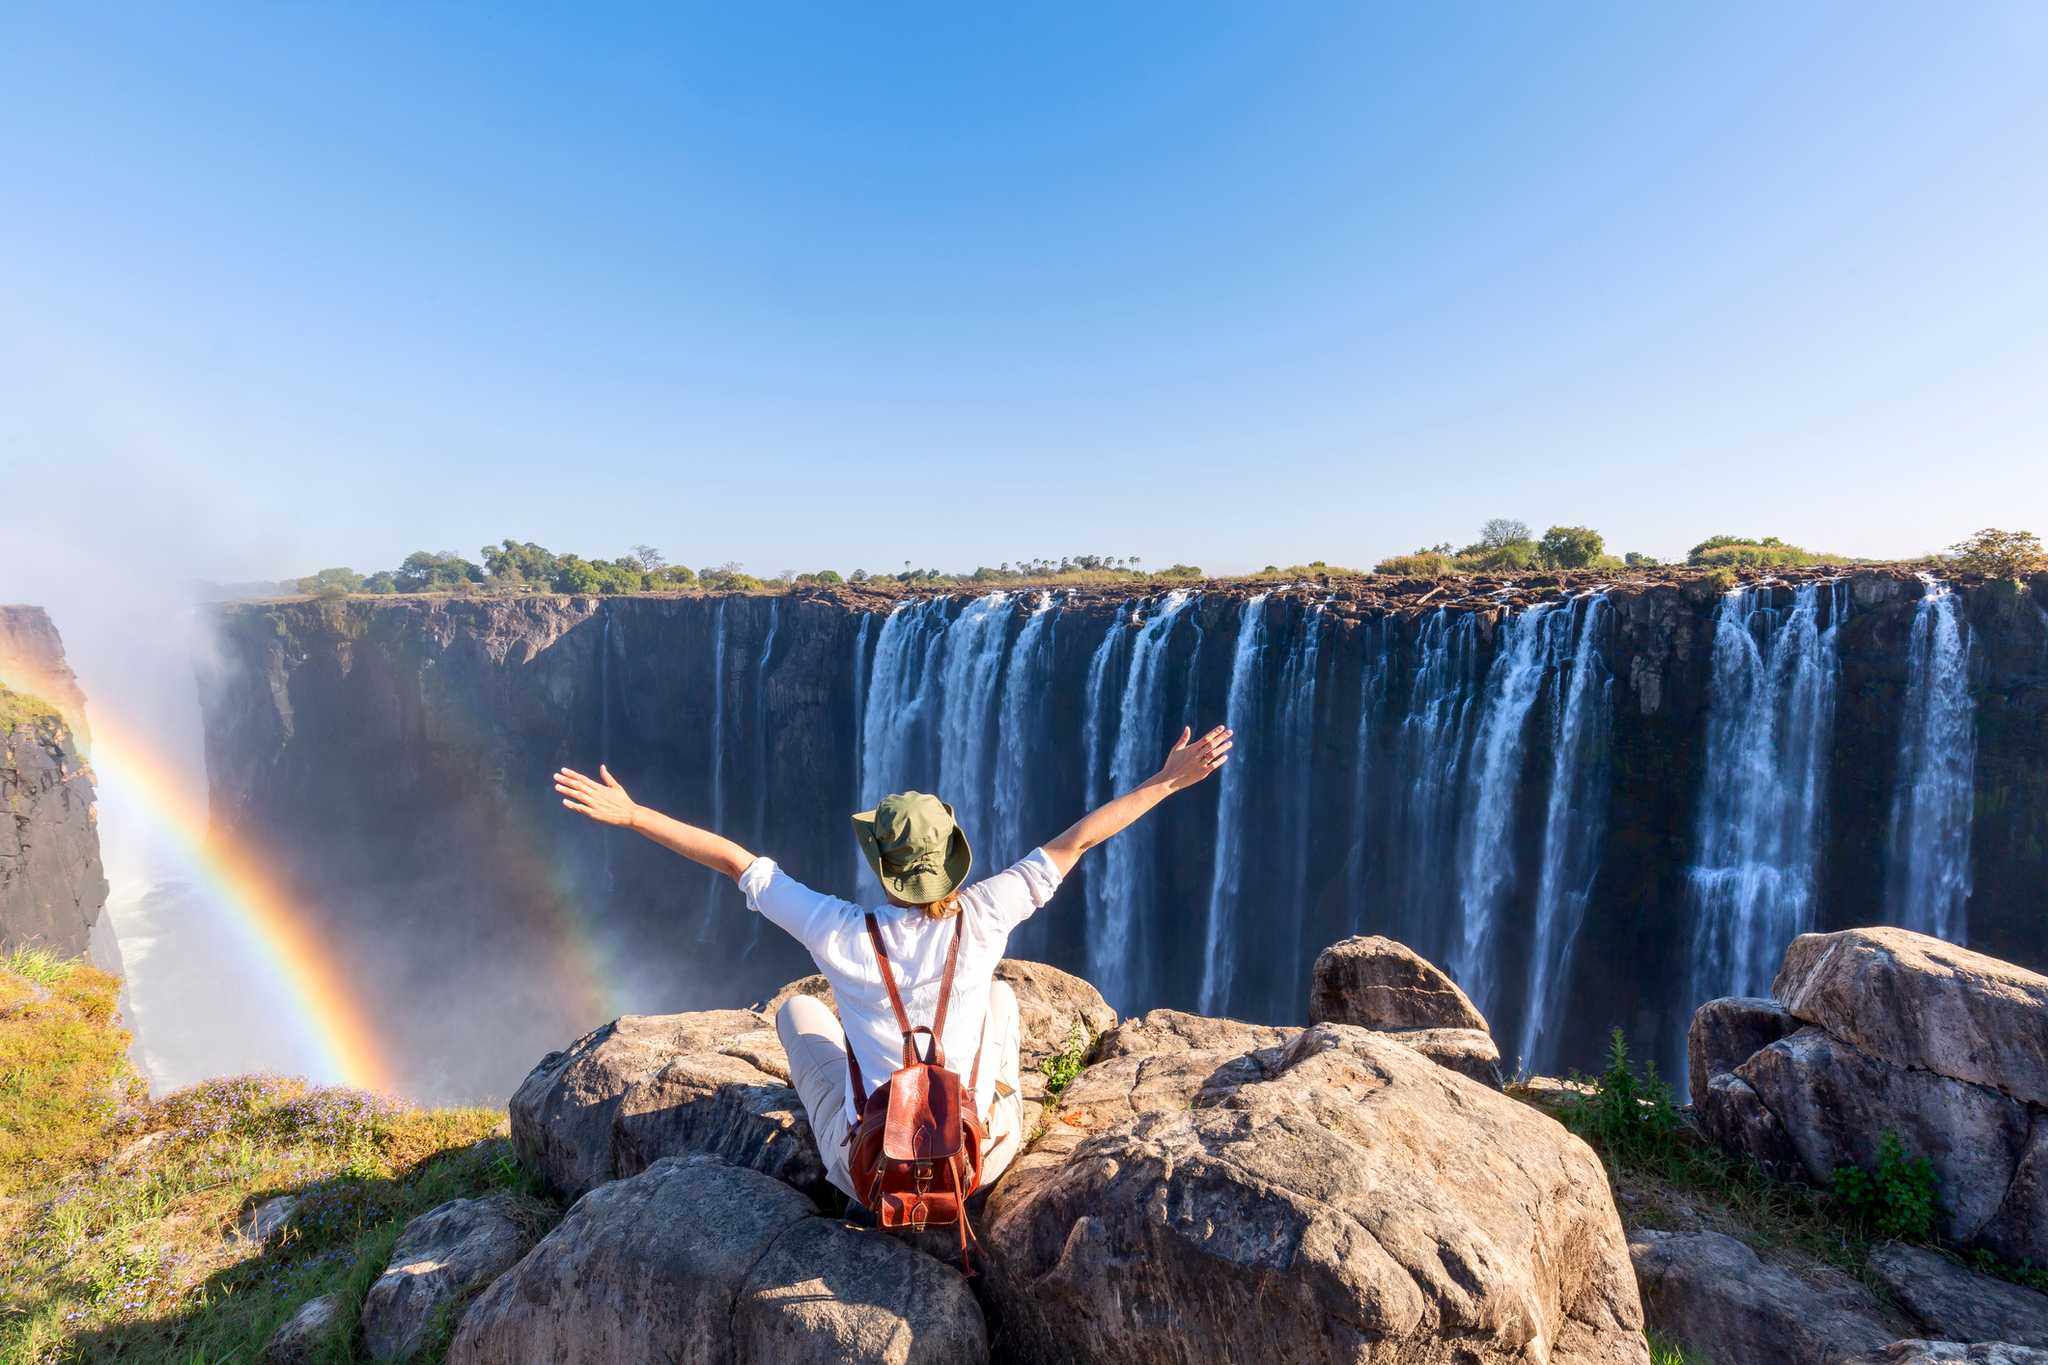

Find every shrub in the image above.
[1374,551,1452,578]
[1686,534,1845,570]
[1703,566,1739,592]
[1039,1022,1091,1101]
[1156,563,1203,579]
[1538,525,1606,569]
[1558,1028,1681,1167]
[1832,1131,1939,1242]
[294,567,362,598]
[1949,528,2045,580]
[1454,539,1540,572]
[1624,551,1661,568]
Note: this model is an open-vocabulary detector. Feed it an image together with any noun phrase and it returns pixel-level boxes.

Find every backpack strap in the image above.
[863,913,913,1035]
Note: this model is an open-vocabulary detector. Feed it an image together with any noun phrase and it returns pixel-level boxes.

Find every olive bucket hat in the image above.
[852,791,973,904]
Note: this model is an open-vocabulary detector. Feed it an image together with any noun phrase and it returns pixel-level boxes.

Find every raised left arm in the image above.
[1039,724,1232,878]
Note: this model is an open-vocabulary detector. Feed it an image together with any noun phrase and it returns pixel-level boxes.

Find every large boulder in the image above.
[1687,996,1798,1103]
[1693,1071,1801,1178]
[1867,1242,2048,1350]
[1738,1027,2034,1249]
[508,1009,827,1200]
[1095,1007,1297,1061]
[448,1154,985,1364]
[1774,928,2048,1106]
[1309,935,1490,1033]
[1627,1229,1896,1365]
[986,1023,1647,1364]
[359,1192,541,1361]
[1388,1026,1504,1087]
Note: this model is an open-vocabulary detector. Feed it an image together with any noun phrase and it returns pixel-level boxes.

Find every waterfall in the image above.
[1198,594,1269,1016]
[849,612,874,891]
[934,593,1013,866]
[1272,603,1326,1012]
[743,600,782,954]
[993,593,1058,868]
[1886,578,1976,941]
[1686,583,1845,1007]
[1344,617,1391,934]
[599,605,616,898]
[858,600,936,807]
[699,598,730,939]
[1391,610,1483,963]
[1517,595,1615,1069]
[1450,602,1558,1004]
[1091,591,1196,1006]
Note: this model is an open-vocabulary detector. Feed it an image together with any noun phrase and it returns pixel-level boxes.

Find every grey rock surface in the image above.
[447,1154,983,1365]
[1867,1242,2048,1350]
[359,1192,540,1361]
[1628,1228,1895,1365]
[988,1023,1646,1364]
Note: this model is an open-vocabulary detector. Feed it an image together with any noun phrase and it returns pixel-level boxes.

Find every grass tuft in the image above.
[0,953,550,1364]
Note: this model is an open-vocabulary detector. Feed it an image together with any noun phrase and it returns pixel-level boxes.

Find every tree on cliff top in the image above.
[394,551,483,593]
[1949,528,2044,580]
[1538,525,1605,569]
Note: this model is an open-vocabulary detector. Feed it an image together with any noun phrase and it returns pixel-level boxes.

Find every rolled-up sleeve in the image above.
[738,857,841,948]
[970,848,1065,934]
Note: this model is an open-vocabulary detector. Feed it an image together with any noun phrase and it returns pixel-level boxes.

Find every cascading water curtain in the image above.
[1199,594,1268,1016]
[1450,601,1558,1008]
[1685,582,1844,1015]
[1516,594,1614,1071]
[1886,578,1976,942]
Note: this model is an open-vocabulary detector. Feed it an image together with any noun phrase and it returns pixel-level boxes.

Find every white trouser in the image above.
[776,980,1023,1202]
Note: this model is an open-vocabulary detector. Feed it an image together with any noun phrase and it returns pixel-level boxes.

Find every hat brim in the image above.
[851,804,973,904]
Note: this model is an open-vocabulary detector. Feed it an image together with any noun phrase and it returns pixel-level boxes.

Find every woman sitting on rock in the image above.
[551,722,1231,1202]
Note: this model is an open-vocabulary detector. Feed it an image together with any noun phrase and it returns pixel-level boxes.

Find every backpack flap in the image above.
[882,1060,964,1162]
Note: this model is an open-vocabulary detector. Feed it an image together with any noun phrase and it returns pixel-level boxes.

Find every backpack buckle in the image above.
[914,1161,934,1192]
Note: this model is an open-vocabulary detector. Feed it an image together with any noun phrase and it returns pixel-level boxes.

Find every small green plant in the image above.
[1702,566,1739,593]
[1832,1131,1940,1243]
[1969,1247,2048,1295]
[1648,1327,1713,1364]
[3,944,74,987]
[1038,1022,1091,1100]
[1560,1028,1681,1168]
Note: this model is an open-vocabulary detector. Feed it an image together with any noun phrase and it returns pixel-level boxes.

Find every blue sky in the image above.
[3,2,2045,584]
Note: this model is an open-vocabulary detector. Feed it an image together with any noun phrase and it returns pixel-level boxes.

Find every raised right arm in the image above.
[554,764,755,881]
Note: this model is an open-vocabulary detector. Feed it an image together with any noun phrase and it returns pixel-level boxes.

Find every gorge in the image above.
[196,568,2048,1102]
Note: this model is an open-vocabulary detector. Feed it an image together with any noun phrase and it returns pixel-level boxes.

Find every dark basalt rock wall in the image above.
[0,606,110,959]
[197,572,2048,1101]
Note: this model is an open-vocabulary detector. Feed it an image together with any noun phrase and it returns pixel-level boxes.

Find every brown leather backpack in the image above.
[844,913,986,1272]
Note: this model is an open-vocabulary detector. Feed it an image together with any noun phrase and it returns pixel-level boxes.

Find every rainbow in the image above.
[6,654,631,1102]
[85,718,402,1094]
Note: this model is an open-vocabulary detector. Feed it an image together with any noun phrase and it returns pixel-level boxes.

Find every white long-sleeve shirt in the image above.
[739,849,1064,1124]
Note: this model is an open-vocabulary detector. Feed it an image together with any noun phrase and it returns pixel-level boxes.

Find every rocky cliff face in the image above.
[197,571,2048,1100]
[0,606,110,959]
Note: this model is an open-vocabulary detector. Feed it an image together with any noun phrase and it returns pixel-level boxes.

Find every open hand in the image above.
[554,765,637,827]
[1156,725,1232,792]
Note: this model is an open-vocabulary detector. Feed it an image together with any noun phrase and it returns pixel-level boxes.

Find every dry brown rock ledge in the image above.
[431,935,1649,1363]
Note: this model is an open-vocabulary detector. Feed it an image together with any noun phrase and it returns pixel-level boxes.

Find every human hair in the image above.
[920,890,964,921]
